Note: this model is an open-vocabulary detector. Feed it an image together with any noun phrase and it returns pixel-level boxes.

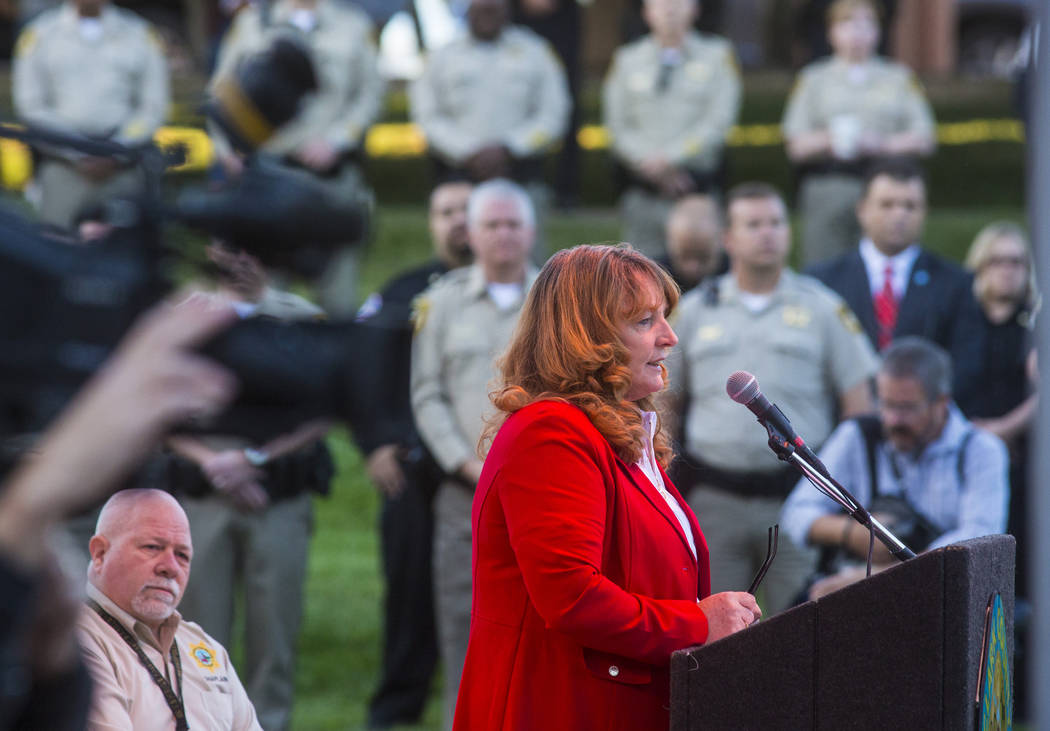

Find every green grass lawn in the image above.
[291,201,1025,730]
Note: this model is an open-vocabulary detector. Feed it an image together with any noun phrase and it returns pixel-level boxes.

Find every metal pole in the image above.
[1028,5,1049,728]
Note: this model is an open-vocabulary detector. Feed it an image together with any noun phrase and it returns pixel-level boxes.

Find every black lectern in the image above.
[670,535,1015,730]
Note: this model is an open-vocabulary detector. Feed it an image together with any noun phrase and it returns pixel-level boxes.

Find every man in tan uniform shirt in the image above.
[782,0,935,266]
[12,0,169,229]
[603,0,741,258]
[665,182,878,615]
[410,0,569,184]
[411,0,568,256]
[77,489,261,731]
[209,0,384,316]
[164,244,330,731]
[410,179,538,730]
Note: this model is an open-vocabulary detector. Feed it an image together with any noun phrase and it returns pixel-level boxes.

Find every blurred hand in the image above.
[520,0,557,16]
[218,479,270,512]
[636,155,671,186]
[295,139,341,173]
[0,293,237,567]
[842,515,894,563]
[458,459,485,486]
[857,131,887,157]
[202,449,268,511]
[367,444,407,497]
[658,168,696,198]
[217,152,245,179]
[76,156,119,181]
[697,591,761,644]
[809,565,872,600]
[785,130,832,162]
[466,145,511,180]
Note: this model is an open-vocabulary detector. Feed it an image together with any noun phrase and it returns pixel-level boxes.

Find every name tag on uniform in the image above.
[697,324,724,341]
[628,72,650,92]
[685,61,710,82]
[781,306,812,328]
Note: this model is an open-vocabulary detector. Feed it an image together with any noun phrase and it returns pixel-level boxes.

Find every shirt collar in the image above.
[886,402,970,462]
[272,0,329,30]
[720,268,794,304]
[859,238,921,293]
[60,2,116,28]
[86,582,182,655]
[466,263,540,300]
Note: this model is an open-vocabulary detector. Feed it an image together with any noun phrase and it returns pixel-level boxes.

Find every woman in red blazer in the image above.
[454,244,761,730]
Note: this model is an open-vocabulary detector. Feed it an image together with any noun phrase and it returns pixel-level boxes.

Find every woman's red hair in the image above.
[481,244,680,468]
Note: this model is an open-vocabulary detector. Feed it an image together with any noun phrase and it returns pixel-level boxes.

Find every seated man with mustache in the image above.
[780,336,1009,599]
[78,488,262,730]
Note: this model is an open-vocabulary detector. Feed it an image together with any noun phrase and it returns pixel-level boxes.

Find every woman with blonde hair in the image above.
[964,222,1038,603]
[453,244,760,730]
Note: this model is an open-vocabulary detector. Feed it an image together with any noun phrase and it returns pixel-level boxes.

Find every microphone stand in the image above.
[763,422,915,563]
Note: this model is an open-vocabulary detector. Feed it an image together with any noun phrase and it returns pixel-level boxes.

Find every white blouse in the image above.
[636,411,697,559]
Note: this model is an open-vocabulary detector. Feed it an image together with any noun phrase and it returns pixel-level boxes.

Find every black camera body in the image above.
[0,35,377,450]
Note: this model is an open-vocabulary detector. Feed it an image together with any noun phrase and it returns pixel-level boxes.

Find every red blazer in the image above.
[453,400,711,731]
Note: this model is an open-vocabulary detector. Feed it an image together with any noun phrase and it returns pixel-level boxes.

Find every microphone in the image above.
[725,370,827,472]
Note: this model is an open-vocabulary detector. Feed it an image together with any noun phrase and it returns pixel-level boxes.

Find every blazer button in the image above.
[608,665,620,677]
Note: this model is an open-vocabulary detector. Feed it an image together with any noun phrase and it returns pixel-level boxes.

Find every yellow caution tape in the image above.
[0,118,1027,190]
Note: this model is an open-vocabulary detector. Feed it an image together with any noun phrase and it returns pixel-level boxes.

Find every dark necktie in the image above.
[656,61,674,92]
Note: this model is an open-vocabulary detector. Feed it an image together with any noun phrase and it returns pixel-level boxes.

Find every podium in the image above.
[670,535,1015,730]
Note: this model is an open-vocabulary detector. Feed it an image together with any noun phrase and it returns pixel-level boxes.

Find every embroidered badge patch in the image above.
[190,642,217,669]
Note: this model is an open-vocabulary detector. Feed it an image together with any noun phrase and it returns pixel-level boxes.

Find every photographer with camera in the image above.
[208,0,383,317]
[780,337,1010,599]
[164,242,332,731]
[12,0,169,230]
[0,293,237,730]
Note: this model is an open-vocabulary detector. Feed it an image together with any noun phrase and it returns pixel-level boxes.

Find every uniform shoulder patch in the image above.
[837,303,863,334]
[146,25,165,52]
[13,28,38,58]
[411,294,431,334]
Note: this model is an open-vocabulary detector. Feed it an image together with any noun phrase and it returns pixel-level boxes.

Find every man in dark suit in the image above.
[806,158,984,414]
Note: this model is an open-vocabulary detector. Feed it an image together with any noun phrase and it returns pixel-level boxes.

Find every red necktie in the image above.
[873,263,898,351]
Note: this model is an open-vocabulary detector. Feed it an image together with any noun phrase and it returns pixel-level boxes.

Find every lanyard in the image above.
[87,599,189,731]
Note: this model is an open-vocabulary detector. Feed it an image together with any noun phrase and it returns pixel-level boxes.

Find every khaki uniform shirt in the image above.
[210,0,384,158]
[410,264,538,473]
[77,584,261,731]
[12,2,169,147]
[666,270,878,473]
[602,31,740,172]
[781,56,935,144]
[409,26,570,164]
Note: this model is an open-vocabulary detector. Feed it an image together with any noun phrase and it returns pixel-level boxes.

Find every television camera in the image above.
[0,36,383,453]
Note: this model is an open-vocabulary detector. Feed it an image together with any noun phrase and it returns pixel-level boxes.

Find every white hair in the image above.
[466,178,535,230]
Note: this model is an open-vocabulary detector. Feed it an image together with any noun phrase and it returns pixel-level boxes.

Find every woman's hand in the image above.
[697,591,762,644]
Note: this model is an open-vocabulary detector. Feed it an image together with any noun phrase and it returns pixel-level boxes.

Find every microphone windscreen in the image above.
[726,370,759,404]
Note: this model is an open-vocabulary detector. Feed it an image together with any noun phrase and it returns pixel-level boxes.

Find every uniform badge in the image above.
[685,62,710,82]
[411,295,431,334]
[190,642,217,669]
[782,306,812,328]
[836,303,863,334]
[697,324,723,341]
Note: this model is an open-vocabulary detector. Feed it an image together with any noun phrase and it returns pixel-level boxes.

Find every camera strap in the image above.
[87,599,188,731]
